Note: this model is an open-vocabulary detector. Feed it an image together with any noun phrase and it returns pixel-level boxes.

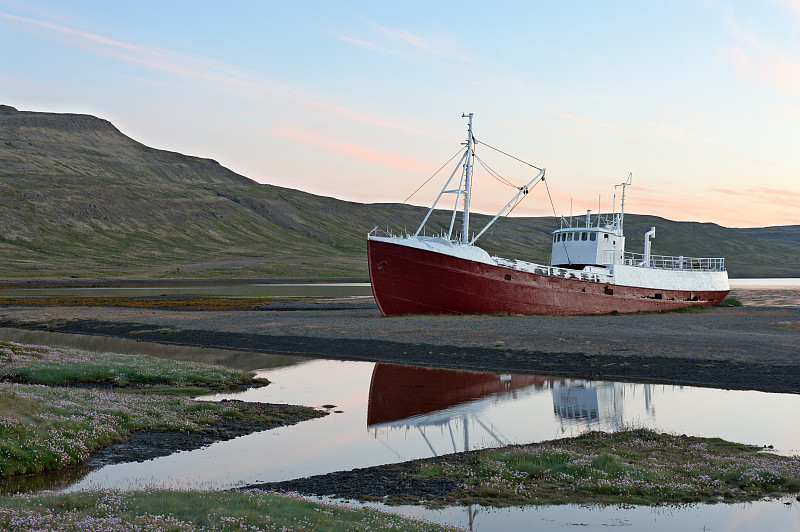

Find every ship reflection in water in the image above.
[61,358,799,494]
[367,364,662,455]
[367,364,551,454]
[551,379,656,433]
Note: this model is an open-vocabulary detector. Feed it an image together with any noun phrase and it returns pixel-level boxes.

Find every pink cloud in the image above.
[720,6,800,96]
[599,122,625,133]
[267,127,436,175]
[711,186,800,207]
[621,185,799,227]
[773,0,800,19]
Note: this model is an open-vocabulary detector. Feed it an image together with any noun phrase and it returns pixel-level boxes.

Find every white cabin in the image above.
[546,208,728,292]
[550,211,626,268]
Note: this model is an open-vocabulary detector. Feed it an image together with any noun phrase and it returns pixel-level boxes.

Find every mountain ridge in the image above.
[1,105,798,279]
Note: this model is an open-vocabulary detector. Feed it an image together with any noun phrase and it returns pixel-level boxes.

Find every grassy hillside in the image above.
[1,104,797,280]
[736,226,800,252]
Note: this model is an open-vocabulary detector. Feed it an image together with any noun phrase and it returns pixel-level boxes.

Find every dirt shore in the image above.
[88,402,323,466]
[0,298,798,393]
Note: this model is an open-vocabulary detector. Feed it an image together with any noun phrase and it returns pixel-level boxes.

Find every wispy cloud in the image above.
[718,3,800,96]
[0,10,440,139]
[773,0,800,18]
[341,15,473,63]
[712,186,800,208]
[339,35,406,56]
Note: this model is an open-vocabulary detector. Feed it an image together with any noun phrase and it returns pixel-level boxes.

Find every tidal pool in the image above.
[56,358,799,530]
[66,358,800,493]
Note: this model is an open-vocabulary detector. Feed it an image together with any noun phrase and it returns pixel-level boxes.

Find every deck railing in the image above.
[623,252,725,272]
[493,257,614,283]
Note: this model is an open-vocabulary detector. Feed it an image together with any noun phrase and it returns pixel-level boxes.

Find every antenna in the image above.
[614,173,632,235]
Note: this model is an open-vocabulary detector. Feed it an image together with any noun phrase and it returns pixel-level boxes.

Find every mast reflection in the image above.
[368,364,659,453]
[367,363,551,454]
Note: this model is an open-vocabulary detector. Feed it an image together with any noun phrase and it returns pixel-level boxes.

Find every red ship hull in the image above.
[367,363,550,427]
[367,238,729,316]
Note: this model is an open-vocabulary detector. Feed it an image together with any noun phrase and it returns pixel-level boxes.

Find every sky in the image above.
[1,0,799,228]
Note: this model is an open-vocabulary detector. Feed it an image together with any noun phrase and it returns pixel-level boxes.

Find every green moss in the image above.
[387,429,800,507]
[0,490,454,531]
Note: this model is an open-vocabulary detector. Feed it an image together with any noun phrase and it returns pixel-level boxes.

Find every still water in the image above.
[69,359,800,493]
[56,358,800,530]
[729,278,800,307]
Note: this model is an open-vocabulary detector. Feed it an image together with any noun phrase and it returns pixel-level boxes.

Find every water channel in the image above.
[0,279,797,530]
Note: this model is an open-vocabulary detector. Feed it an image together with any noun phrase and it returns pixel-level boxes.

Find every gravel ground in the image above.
[0,298,798,393]
[247,459,458,504]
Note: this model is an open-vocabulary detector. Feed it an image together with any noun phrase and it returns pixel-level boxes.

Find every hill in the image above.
[736,226,800,252]
[1,104,797,280]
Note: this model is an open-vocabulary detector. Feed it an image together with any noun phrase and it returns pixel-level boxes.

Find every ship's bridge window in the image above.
[567,233,573,241]
[581,232,588,241]
[590,233,597,241]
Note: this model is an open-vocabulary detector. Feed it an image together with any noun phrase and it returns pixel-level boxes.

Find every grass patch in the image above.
[0,341,264,390]
[0,383,323,478]
[0,489,457,531]
[0,341,324,478]
[718,296,743,307]
[400,429,800,507]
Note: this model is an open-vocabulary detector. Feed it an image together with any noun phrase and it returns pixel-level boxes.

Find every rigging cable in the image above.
[475,139,543,172]
[473,153,519,189]
[543,175,571,265]
[504,176,544,218]
[399,146,465,206]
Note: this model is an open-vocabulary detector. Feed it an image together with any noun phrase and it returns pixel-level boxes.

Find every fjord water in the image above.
[728,278,800,307]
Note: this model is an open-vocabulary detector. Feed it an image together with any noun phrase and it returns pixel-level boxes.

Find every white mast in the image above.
[462,113,474,244]
[615,172,632,235]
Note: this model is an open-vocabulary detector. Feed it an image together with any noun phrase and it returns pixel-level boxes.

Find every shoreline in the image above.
[0,277,370,290]
[0,301,798,394]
